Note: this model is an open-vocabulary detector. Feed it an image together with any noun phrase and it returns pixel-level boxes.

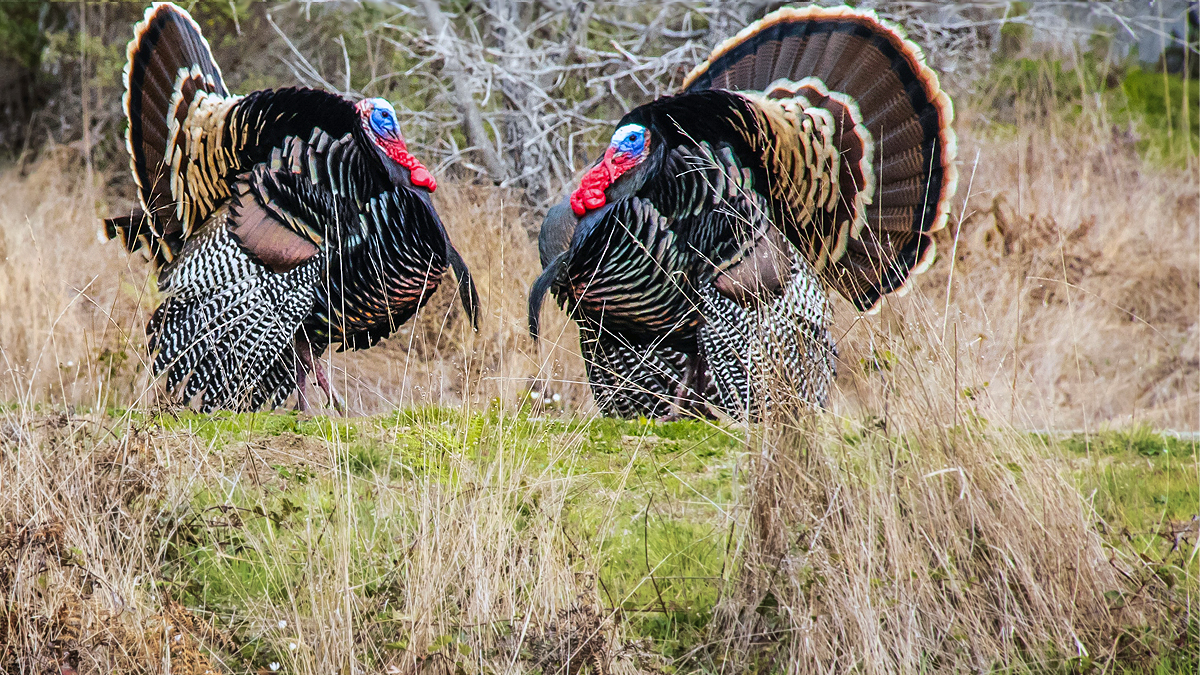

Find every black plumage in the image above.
[106,3,478,411]
[530,6,957,420]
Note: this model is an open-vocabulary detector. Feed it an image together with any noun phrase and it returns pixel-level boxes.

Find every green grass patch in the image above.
[1059,427,1198,546]
[1121,67,1200,163]
[152,411,1197,668]
[976,55,1199,165]
[156,410,746,660]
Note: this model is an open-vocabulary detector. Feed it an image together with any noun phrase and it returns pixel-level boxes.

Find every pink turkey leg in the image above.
[294,335,346,414]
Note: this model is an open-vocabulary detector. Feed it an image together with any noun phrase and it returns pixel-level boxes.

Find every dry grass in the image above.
[0,410,676,674]
[1,113,1194,428]
[829,113,1199,432]
[0,372,1188,673]
[0,149,155,410]
[0,414,225,674]
[0,109,1194,673]
[707,347,1179,673]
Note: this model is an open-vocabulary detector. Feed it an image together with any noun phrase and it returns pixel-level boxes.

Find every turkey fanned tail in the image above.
[148,214,317,412]
[122,2,229,247]
[683,5,958,312]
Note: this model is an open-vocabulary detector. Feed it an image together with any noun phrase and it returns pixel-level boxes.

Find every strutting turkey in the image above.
[529,6,957,420]
[105,3,478,412]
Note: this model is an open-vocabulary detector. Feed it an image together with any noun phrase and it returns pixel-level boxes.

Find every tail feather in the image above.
[683,6,957,312]
[103,207,178,270]
[447,244,481,331]
[123,2,226,237]
[537,200,578,268]
[528,251,567,342]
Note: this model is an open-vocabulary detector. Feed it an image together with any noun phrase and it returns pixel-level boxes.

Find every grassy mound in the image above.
[0,409,1193,673]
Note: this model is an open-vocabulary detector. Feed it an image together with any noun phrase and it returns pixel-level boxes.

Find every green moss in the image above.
[164,409,746,608]
[1120,67,1200,162]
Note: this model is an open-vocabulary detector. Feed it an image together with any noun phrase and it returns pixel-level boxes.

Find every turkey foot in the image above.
[294,336,347,414]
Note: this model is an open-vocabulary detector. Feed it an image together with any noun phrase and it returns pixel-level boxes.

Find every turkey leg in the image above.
[294,335,347,414]
[295,360,312,412]
[661,353,715,421]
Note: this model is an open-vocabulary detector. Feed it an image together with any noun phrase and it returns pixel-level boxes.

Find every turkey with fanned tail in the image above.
[105,2,479,412]
[529,6,957,420]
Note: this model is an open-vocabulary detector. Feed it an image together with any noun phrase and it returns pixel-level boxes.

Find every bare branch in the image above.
[413,0,512,182]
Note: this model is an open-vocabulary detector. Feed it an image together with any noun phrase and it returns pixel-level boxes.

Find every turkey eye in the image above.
[371,109,394,134]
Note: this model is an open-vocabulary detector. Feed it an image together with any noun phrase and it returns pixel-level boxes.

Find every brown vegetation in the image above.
[0,7,1195,668]
[1,108,1194,429]
[835,108,1199,430]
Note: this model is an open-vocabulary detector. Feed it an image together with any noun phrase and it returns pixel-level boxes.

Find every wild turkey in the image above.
[529,6,957,420]
[105,3,478,412]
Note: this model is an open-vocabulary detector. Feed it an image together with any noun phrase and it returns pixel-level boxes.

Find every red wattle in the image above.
[377,136,437,192]
[571,149,619,216]
[405,162,437,192]
[394,148,437,192]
